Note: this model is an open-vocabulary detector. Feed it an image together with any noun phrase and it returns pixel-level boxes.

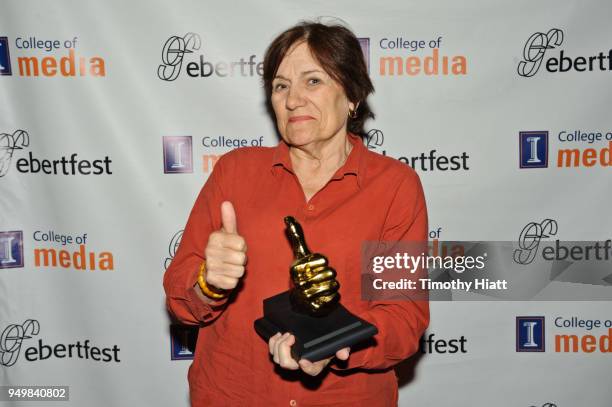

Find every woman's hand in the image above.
[268,332,350,376]
[204,201,247,290]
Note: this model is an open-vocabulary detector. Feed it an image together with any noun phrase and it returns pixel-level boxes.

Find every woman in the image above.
[164,21,429,406]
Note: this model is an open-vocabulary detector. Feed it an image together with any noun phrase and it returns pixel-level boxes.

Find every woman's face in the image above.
[271,42,354,148]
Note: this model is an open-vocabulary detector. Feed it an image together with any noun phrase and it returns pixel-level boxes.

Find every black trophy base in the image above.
[254,291,378,362]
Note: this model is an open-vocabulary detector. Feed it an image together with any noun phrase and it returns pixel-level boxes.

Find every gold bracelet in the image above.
[197,261,228,300]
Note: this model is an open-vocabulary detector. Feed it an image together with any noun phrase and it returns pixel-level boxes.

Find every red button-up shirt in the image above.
[163,134,429,406]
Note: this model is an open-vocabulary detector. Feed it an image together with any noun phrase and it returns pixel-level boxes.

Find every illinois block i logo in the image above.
[520,131,548,169]
[163,136,193,174]
[0,37,12,75]
[0,231,24,269]
[516,316,545,352]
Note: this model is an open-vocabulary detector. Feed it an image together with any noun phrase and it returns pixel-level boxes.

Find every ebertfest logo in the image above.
[512,219,612,288]
[157,32,263,81]
[365,128,470,172]
[0,319,121,366]
[518,28,612,77]
[0,319,39,366]
[0,129,112,177]
[164,229,183,270]
[513,218,612,267]
[0,130,29,177]
[513,219,558,265]
[158,33,201,81]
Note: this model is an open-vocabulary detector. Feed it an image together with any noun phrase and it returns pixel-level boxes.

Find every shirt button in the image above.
[307,204,315,211]
[290,400,297,406]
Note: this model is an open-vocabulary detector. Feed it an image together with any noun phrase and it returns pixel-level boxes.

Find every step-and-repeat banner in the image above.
[1,1,611,406]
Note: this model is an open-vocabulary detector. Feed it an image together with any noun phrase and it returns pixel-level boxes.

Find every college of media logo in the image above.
[377,35,467,77]
[3,228,114,272]
[163,135,265,174]
[0,130,29,177]
[0,36,105,77]
[0,36,12,75]
[518,28,612,77]
[163,136,193,174]
[3,228,115,272]
[0,319,121,366]
[513,219,558,265]
[31,229,114,272]
[519,129,612,169]
[516,316,545,352]
[0,231,24,269]
[519,131,548,169]
[365,128,470,171]
[554,316,612,353]
[518,316,612,354]
[157,32,262,81]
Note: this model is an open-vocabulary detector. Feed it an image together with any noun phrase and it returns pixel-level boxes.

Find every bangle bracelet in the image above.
[197,261,228,300]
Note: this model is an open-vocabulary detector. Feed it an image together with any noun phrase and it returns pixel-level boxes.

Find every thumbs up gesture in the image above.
[204,201,247,291]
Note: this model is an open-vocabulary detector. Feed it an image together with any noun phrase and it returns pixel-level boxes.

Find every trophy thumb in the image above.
[284,216,310,258]
[221,201,238,234]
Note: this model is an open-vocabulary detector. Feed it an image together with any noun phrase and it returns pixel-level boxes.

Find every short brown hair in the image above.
[263,21,375,137]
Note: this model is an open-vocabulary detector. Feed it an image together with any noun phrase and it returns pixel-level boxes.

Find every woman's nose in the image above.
[285,85,306,110]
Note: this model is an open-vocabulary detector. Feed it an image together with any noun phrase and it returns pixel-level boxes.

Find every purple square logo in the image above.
[0,231,24,269]
[358,38,370,74]
[0,37,12,76]
[163,136,193,174]
[170,324,198,360]
[519,131,548,169]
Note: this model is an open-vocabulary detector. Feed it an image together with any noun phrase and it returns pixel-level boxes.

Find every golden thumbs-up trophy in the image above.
[254,216,377,362]
[285,216,340,315]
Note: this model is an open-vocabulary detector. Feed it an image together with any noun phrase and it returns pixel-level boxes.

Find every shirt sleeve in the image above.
[163,155,230,325]
[334,169,429,370]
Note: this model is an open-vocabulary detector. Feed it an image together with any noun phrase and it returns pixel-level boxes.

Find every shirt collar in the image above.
[271,133,367,188]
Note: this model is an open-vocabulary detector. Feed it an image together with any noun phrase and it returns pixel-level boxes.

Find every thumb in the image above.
[336,347,350,360]
[220,201,237,234]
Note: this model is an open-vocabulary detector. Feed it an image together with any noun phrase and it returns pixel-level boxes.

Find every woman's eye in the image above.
[308,78,321,85]
[273,83,287,92]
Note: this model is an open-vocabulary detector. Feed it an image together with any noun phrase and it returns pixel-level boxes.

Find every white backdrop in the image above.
[1,0,611,406]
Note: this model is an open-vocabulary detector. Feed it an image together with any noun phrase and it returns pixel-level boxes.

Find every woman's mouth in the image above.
[288,116,315,123]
